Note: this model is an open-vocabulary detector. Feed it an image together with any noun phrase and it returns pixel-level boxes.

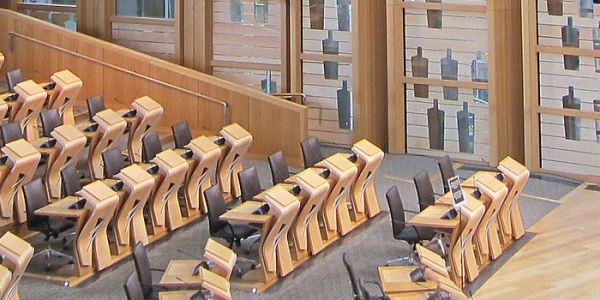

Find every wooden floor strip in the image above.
[474,186,600,298]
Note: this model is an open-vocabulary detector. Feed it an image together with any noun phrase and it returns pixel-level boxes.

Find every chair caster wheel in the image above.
[250,264,256,270]
[68,260,74,265]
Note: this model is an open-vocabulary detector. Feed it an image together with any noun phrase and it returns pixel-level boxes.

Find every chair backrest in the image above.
[385,186,406,239]
[6,69,23,93]
[204,184,229,235]
[124,272,145,300]
[413,171,435,211]
[23,178,50,229]
[142,132,162,162]
[102,147,126,179]
[238,166,262,202]
[300,137,324,168]
[60,165,82,197]
[171,121,192,149]
[86,95,106,121]
[40,108,63,138]
[0,122,23,147]
[438,155,456,194]
[268,151,289,185]
[342,252,364,300]
[132,242,153,298]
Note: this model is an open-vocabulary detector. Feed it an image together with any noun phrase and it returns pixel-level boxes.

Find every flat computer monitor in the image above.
[448,176,465,208]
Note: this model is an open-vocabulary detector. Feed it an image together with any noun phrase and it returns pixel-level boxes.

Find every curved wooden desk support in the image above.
[11,80,46,141]
[261,186,300,277]
[0,52,4,70]
[289,169,330,257]
[450,199,485,285]
[45,125,87,199]
[149,150,188,233]
[416,245,450,281]
[88,109,127,180]
[127,96,163,163]
[198,267,232,300]
[350,139,384,218]
[47,70,83,126]
[75,181,119,272]
[0,139,41,227]
[316,153,358,236]
[218,123,252,200]
[112,165,155,254]
[0,232,33,300]
[0,264,11,300]
[497,156,529,242]
[473,173,508,264]
[185,136,221,215]
[204,238,237,280]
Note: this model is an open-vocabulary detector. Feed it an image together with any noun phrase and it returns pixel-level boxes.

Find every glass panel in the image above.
[540,114,600,176]
[116,0,175,19]
[213,67,282,94]
[539,53,597,110]
[21,0,76,4]
[301,0,352,54]
[302,60,353,145]
[404,8,489,162]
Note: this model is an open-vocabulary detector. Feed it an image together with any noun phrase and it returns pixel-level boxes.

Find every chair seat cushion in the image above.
[397,226,435,242]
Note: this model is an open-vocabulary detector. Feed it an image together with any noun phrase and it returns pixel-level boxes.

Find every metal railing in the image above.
[8,31,230,126]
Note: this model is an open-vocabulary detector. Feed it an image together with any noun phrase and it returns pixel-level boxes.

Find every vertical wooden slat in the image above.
[522,0,541,171]
[386,0,406,154]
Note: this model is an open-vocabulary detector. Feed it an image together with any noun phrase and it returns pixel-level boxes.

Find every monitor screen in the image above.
[448,176,465,206]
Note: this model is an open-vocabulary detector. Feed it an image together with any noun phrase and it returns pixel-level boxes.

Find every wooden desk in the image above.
[378,266,437,293]
[184,136,221,216]
[497,156,529,244]
[128,96,163,163]
[159,260,202,289]
[0,139,41,227]
[316,153,358,236]
[88,109,127,180]
[0,232,33,300]
[45,125,87,199]
[11,80,46,141]
[0,52,4,71]
[47,70,82,126]
[220,201,275,293]
[159,291,199,300]
[149,150,188,233]
[218,123,252,200]
[350,139,384,218]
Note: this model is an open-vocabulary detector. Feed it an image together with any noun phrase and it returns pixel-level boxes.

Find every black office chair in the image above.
[300,137,324,168]
[204,184,258,248]
[86,95,106,121]
[0,121,23,147]
[386,186,436,266]
[60,165,82,197]
[171,121,192,149]
[343,253,385,300]
[238,166,263,202]
[102,147,127,179]
[142,132,162,162]
[438,155,456,194]
[41,108,63,138]
[268,151,291,185]
[413,171,437,212]
[23,178,74,270]
[6,69,23,93]
[124,272,145,300]
[132,242,164,300]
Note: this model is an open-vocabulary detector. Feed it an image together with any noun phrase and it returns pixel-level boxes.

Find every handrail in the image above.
[8,31,230,126]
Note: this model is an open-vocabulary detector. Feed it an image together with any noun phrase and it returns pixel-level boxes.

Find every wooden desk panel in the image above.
[159,260,202,289]
[378,266,437,293]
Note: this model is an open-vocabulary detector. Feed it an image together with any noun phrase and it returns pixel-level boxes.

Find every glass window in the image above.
[116,0,175,19]
[18,0,77,31]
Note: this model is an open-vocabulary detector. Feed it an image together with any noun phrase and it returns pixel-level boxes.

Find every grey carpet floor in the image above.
[17,147,579,299]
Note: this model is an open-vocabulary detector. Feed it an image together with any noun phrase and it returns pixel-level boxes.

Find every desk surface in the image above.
[378,266,437,293]
[220,201,271,223]
[35,196,86,218]
[408,205,459,229]
[159,260,202,289]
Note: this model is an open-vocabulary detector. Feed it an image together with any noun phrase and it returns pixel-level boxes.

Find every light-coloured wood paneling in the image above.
[112,18,176,62]
[0,9,307,166]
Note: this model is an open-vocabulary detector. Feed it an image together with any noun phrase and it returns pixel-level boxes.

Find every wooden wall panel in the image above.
[0,9,307,166]
[111,19,176,62]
